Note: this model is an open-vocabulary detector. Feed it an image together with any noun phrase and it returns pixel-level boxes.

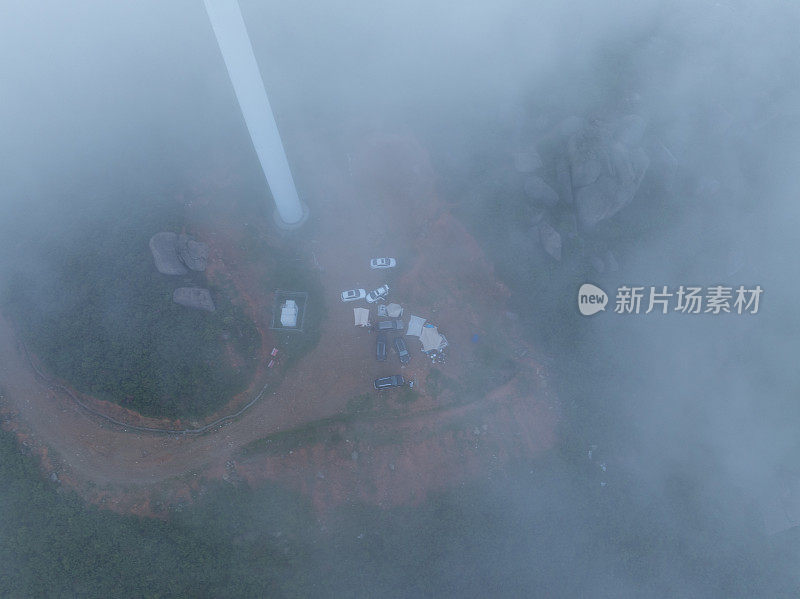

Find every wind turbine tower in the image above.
[203,0,308,228]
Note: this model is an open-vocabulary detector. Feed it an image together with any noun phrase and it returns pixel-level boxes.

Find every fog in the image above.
[1,0,800,596]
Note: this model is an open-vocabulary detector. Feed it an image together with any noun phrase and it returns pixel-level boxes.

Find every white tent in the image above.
[386,303,403,317]
[420,324,444,352]
[353,307,370,327]
[406,315,426,337]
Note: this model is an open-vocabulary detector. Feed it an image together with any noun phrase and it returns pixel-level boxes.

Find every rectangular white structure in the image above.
[280,299,298,327]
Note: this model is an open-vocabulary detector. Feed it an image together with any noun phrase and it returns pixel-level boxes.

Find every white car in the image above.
[341,288,366,302]
[370,258,397,269]
[366,284,390,303]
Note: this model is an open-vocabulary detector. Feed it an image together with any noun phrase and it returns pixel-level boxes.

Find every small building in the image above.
[269,290,308,332]
[281,300,298,327]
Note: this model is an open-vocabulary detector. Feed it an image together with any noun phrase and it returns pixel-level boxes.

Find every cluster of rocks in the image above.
[149,232,209,274]
[514,113,654,269]
[149,232,215,312]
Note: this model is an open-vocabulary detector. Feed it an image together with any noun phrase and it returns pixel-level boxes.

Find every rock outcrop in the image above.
[173,287,215,312]
[538,220,562,261]
[149,232,188,275]
[177,234,209,271]
[150,232,209,274]
[567,120,649,231]
[523,176,560,208]
[513,149,543,173]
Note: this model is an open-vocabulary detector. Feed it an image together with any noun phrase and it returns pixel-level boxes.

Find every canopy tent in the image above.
[386,303,403,317]
[406,315,426,337]
[420,324,447,352]
[353,307,370,327]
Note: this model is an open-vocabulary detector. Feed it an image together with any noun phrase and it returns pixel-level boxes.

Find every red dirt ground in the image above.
[0,126,559,518]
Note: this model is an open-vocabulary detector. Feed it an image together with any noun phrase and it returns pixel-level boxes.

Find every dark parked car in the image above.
[374,375,405,390]
[375,318,404,332]
[376,333,387,362]
[393,336,410,364]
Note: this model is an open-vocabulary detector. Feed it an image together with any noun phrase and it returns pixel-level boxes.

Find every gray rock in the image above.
[565,213,579,239]
[513,150,543,173]
[572,136,649,230]
[555,157,574,205]
[530,209,546,225]
[177,234,209,271]
[524,176,559,207]
[173,287,215,312]
[590,255,605,273]
[605,250,620,272]
[574,181,617,231]
[538,221,562,261]
[150,232,188,275]
[613,115,647,146]
[567,127,607,188]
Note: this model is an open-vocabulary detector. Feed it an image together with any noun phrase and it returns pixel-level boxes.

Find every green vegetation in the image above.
[395,385,419,404]
[346,392,377,414]
[0,422,786,598]
[0,199,259,420]
[0,426,317,598]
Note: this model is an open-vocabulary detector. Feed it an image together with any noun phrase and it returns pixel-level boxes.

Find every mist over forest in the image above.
[1,1,799,597]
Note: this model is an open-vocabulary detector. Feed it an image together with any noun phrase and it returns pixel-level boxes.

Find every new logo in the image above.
[578,283,608,316]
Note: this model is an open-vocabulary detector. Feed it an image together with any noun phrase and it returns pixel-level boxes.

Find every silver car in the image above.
[366,284,389,303]
[341,288,366,302]
[370,258,397,269]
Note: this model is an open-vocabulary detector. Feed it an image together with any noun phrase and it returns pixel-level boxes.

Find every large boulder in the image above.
[568,122,649,231]
[150,232,188,275]
[555,157,574,205]
[613,114,647,147]
[538,220,562,261]
[605,249,620,272]
[567,126,607,188]
[513,149,543,173]
[177,234,209,271]
[523,176,560,208]
[173,287,215,312]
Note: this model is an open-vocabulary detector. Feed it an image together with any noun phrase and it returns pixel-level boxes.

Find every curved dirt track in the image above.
[0,129,559,512]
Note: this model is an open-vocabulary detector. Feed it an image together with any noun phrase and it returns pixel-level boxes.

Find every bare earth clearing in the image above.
[0,129,559,517]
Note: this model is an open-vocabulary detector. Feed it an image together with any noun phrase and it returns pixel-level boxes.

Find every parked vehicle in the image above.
[393,336,410,364]
[370,258,397,269]
[341,288,366,302]
[374,375,405,390]
[376,333,387,362]
[366,284,390,303]
[375,318,404,332]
